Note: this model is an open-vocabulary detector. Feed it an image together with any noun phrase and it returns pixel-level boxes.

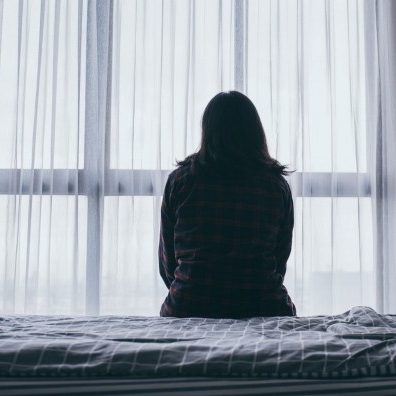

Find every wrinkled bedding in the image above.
[0,306,395,378]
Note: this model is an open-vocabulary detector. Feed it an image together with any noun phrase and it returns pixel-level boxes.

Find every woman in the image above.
[159,91,296,318]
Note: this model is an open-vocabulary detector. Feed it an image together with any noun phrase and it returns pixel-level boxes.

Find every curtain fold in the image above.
[365,0,396,314]
[0,0,393,315]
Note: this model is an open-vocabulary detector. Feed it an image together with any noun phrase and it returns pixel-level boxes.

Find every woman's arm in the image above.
[158,177,177,289]
[274,183,294,278]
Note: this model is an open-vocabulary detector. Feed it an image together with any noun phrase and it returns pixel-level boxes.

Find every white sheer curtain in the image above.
[365,0,396,314]
[0,0,394,315]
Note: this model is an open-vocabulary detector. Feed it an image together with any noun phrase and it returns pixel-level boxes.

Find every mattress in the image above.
[1,376,396,396]
[0,306,396,379]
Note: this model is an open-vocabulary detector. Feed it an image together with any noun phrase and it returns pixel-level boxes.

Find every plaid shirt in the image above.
[159,160,296,318]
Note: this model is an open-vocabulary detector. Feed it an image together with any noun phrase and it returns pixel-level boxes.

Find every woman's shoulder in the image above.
[254,168,292,198]
[268,172,290,190]
[166,157,197,194]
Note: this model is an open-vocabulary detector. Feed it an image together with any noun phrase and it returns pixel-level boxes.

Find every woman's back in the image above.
[159,158,296,318]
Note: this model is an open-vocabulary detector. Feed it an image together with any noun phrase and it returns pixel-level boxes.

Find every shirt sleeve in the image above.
[158,175,178,289]
[274,181,294,278]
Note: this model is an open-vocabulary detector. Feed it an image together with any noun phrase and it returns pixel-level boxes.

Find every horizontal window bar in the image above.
[0,169,371,197]
[289,172,371,197]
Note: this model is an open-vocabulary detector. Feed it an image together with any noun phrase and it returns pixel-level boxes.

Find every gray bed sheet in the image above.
[0,306,396,379]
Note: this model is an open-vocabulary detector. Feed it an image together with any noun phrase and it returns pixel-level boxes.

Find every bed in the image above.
[1,306,396,395]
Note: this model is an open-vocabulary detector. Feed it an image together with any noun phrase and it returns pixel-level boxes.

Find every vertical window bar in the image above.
[234,0,245,91]
[84,0,113,315]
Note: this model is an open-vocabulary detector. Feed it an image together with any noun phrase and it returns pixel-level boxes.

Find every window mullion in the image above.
[84,0,113,315]
[234,0,246,91]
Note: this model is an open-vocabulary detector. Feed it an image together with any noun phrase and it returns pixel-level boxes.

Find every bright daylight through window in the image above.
[0,0,374,315]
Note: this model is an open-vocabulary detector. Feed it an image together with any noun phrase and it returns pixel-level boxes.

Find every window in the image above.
[0,0,374,315]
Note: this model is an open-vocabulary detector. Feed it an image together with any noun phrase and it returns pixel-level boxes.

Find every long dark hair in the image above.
[177,91,289,176]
